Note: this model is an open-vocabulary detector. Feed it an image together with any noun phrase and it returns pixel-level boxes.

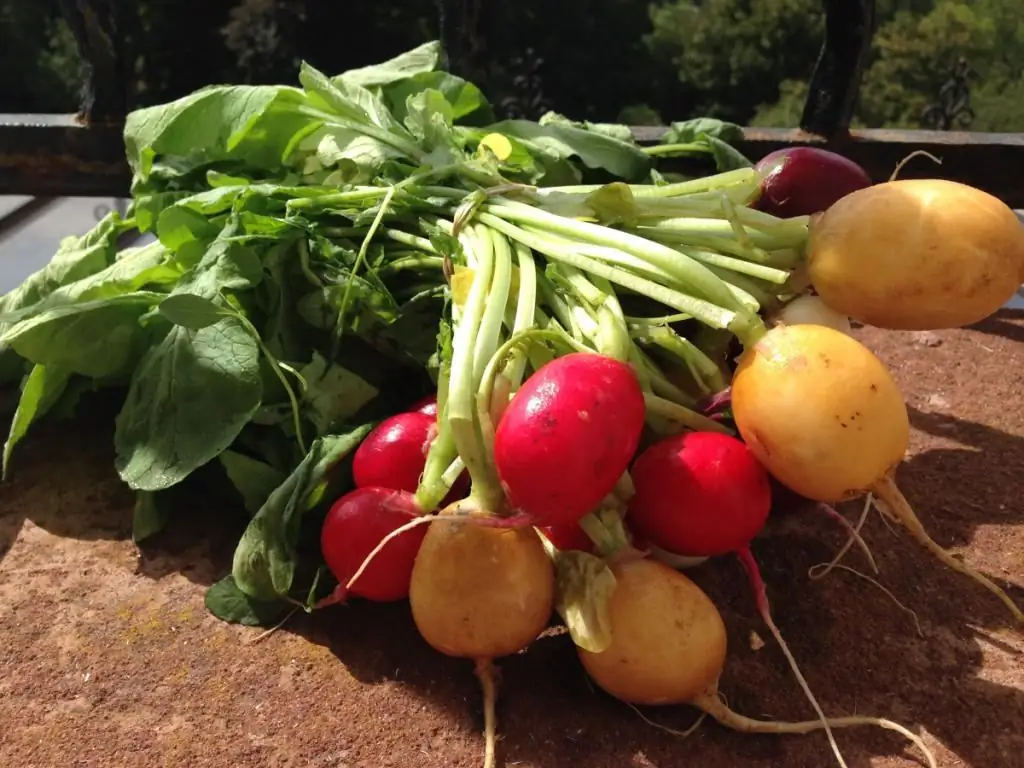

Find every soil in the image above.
[1,312,1023,768]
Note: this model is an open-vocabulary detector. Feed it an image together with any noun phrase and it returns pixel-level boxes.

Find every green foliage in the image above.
[1,0,1021,145]
[646,0,825,123]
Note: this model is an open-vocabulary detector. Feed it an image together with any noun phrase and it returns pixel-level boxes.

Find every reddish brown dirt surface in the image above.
[2,313,1023,768]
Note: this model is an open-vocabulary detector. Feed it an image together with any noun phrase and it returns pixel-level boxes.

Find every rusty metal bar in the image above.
[0,116,130,198]
[800,0,876,138]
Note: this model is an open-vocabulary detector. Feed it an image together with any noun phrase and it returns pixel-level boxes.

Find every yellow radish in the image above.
[409,505,555,768]
[730,323,1023,623]
[578,556,936,768]
[807,179,1024,330]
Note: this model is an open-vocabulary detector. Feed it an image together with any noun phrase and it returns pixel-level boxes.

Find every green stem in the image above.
[632,325,726,394]
[642,142,710,157]
[484,198,747,314]
[414,404,459,512]
[503,242,538,390]
[644,392,731,435]
[473,228,514,475]
[234,312,308,454]
[447,226,504,512]
[538,167,757,199]
[478,212,764,344]
[332,186,396,356]
[675,247,792,284]
[375,255,445,274]
[635,217,807,251]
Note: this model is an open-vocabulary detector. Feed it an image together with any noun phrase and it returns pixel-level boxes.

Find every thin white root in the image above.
[475,658,499,768]
[693,692,937,768]
[812,497,878,577]
[246,606,300,645]
[739,549,849,768]
[627,703,707,738]
[872,476,1024,625]
[808,563,924,637]
[345,515,439,591]
[872,496,900,531]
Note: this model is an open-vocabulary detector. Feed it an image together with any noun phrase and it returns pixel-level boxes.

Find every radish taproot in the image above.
[493,352,646,527]
[807,178,1024,330]
[577,555,936,768]
[752,147,872,219]
[320,487,426,602]
[731,323,1024,623]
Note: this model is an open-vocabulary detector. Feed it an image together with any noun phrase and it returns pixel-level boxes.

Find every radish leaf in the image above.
[231,427,370,601]
[2,364,69,480]
[219,450,288,517]
[158,294,229,330]
[132,491,168,543]
[114,316,263,491]
[204,575,289,627]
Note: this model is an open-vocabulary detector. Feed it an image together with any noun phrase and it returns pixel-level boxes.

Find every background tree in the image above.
[0,0,1020,132]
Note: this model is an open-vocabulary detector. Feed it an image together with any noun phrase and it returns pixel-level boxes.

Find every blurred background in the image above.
[0,0,1021,304]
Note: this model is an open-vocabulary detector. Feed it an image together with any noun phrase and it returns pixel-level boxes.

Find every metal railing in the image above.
[1,0,1023,217]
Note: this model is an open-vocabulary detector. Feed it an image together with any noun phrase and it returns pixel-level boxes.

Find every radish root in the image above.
[627,703,707,738]
[808,562,924,637]
[692,691,937,768]
[813,497,878,576]
[870,475,1024,624]
[738,547,850,768]
[475,658,500,768]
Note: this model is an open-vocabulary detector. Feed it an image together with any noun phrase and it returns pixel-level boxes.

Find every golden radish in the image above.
[730,323,1023,623]
[807,179,1024,330]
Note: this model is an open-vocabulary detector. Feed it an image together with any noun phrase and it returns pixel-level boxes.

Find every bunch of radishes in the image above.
[315,147,1024,768]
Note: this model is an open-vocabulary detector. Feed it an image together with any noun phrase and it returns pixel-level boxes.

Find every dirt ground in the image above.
[1,313,1022,768]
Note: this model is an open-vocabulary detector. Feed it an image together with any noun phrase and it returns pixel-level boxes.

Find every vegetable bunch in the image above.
[2,40,1022,768]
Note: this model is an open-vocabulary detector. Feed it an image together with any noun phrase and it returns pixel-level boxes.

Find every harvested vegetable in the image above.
[628,430,854,766]
[731,323,1024,623]
[753,147,872,218]
[494,352,646,527]
[577,555,935,768]
[628,431,770,557]
[0,37,1015,768]
[807,179,1024,330]
[321,486,426,602]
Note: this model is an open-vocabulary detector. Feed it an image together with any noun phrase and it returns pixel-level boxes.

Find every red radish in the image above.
[629,431,771,557]
[410,394,439,417]
[628,430,855,767]
[493,352,646,527]
[320,487,427,602]
[541,522,596,554]
[752,147,872,218]
[353,412,435,492]
[353,411,469,503]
